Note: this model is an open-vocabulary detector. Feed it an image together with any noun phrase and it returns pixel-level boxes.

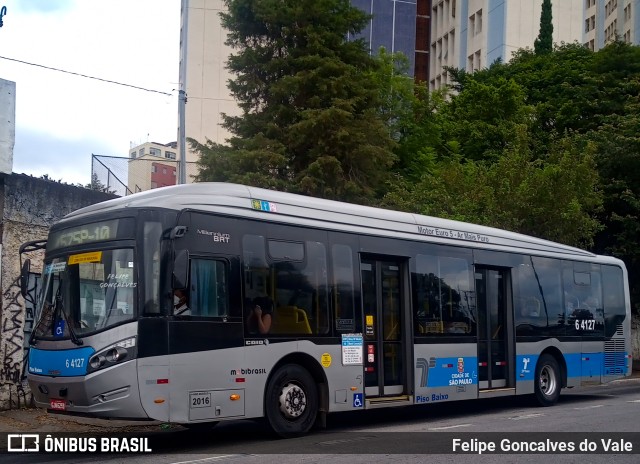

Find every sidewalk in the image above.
[0,407,169,434]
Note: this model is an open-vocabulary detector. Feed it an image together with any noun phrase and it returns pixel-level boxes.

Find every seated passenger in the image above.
[246,295,273,334]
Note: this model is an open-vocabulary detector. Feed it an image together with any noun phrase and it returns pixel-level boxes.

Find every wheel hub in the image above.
[279,383,307,419]
[540,365,557,396]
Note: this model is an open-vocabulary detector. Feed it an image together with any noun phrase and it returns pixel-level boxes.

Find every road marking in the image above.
[627,399,640,403]
[573,405,604,410]
[509,413,544,420]
[170,456,240,464]
[318,436,376,445]
[428,424,473,430]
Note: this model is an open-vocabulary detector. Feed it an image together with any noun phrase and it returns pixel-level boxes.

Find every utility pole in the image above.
[178,0,189,184]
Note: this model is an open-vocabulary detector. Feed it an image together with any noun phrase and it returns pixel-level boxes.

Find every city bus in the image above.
[23,183,631,437]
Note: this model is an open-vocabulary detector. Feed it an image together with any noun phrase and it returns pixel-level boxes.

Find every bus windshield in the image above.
[32,248,136,340]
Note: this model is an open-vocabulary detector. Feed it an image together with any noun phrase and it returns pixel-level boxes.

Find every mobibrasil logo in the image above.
[230,368,267,376]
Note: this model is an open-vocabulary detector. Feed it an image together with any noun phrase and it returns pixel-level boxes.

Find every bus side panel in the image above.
[515,340,578,393]
[137,359,170,422]
[296,340,363,413]
[413,343,478,404]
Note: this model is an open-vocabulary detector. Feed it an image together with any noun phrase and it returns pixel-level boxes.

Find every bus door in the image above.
[475,267,513,390]
[361,257,410,398]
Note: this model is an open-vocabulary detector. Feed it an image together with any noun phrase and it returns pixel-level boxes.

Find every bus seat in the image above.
[272,306,312,334]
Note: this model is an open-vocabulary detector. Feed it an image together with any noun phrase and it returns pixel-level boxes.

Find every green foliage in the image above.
[438,77,532,161]
[195,0,396,203]
[384,131,602,248]
[534,0,553,55]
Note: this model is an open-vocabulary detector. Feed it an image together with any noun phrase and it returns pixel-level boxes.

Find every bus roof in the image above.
[62,183,618,264]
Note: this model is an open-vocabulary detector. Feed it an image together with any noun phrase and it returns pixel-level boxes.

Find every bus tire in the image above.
[534,354,561,406]
[265,364,318,438]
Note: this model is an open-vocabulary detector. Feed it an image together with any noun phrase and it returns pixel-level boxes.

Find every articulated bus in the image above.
[23,183,631,437]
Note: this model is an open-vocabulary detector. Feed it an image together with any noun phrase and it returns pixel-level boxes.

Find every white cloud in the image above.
[1,0,180,185]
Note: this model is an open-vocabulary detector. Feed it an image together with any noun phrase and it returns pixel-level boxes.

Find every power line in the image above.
[0,55,173,97]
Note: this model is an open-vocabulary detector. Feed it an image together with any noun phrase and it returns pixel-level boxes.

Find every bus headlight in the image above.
[86,337,137,374]
[90,355,106,370]
[105,346,128,363]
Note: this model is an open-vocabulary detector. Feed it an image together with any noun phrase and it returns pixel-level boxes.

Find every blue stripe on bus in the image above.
[516,352,628,381]
[28,347,95,377]
[423,357,478,388]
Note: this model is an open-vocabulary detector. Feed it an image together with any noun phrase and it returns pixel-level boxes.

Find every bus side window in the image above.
[189,259,229,317]
[413,253,475,336]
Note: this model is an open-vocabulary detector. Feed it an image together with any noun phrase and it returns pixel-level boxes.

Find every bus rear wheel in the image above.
[534,354,561,406]
[265,364,318,438]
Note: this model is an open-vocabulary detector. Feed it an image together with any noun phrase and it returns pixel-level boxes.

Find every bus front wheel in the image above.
[265,364,318,438]
[534,354,561,406]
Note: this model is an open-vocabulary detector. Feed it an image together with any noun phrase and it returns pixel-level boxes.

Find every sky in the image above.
[1,0,180,185]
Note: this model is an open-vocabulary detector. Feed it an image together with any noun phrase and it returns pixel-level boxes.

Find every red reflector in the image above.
[157,379,169,384]
[496,361,506,366]
[365,367,374,372]
[479,362,488,366]
[235,378,246,383]
[583,358,590,361]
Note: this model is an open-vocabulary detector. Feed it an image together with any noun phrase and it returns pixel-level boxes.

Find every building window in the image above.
[149,147,161,157]
[130,151,137,159]
[139,148,145,157]
[165,151,176,160]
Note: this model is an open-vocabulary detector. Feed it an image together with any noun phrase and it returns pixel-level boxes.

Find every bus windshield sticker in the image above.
[68,251,103,265]
[251,199,278,213]
[341,334,363,366]
[45,262,67,274]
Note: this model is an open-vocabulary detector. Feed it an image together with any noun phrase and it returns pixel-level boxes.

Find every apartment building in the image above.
[584,0,640,51]
[429,0,583,91]
[127,141,178,193]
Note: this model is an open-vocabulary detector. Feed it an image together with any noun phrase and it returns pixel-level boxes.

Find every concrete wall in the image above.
[0,173,116,409]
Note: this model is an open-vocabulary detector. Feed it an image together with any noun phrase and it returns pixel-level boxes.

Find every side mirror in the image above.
[173,250,189,289]
[20,259,31,298]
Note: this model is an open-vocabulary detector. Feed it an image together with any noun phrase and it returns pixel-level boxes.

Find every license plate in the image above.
[50,399,66,411]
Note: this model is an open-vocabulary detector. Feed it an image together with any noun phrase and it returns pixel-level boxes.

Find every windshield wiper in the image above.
[53,285,83,346]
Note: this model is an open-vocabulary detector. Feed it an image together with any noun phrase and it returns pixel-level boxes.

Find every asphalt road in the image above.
[3,377,640,464]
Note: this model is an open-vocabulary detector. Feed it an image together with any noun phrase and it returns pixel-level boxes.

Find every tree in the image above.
[534,0,553,55]
[194,0,396,204]
[86,173,115,194]
[383,130,602,248]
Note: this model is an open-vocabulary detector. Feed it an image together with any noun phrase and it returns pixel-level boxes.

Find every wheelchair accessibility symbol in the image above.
[353,393,363,408]
[54,320,65,337]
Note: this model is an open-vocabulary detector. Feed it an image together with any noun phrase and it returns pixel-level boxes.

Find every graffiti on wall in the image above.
[1,275,37,409]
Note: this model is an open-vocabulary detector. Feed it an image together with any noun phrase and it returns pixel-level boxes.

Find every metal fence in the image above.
[91,154,200,197]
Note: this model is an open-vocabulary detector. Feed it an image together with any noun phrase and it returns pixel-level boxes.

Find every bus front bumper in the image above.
[27,359,149,420]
